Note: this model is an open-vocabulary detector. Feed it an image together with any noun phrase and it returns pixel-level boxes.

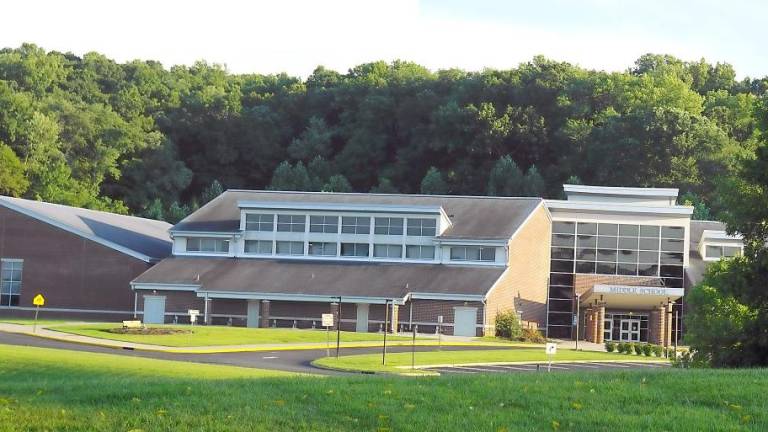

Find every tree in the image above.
[322,174,352,192]
[370,177,399,194]
[201,179,224,204]
[522,165,545,197]
[268,161,314,191]
[0,141,28,196]
[680,191,712,220]
[487,155,523,196]
[420,167,448,195]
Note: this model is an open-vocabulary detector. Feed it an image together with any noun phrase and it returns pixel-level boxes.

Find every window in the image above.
[309,242,337,256]
[1,259,22,306]
[245,214,274,231]
[186,237,229,253]
[405,245,436,260]
[406,218,436,236]
[373,244,403,258]
[553,221,576,234]
[341,217,370,234]
[706,245,742,259]
[661,226,685,239]
[723,246,742,257]
[450,246,496,262]
[244,240,272,255]
[374,217,403,235]
[309,215,338,233]
[341,243,369,257]
[277,215,306,232]
[276,241,304,255]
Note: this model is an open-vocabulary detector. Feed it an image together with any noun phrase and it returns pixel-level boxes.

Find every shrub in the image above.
[641,344,652,356]
[520,327,546,343]
[625,343,635,354]
[605,341,616,352]
[651,345,663,357]
[633,344,643,355]
[616,342,626,353]
[494,310,522,340]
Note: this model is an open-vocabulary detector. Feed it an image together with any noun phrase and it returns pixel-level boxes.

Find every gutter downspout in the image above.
[203,293,209,324]
[133,290,138,319]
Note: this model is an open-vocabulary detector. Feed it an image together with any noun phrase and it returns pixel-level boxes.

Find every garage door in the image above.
[453,307,478,337]
[143,296,166,324]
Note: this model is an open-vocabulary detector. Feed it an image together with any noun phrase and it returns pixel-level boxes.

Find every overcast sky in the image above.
[2,0,765,78]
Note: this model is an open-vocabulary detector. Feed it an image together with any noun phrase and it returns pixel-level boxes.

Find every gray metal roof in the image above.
[132,257,505,299]
[0,196,172,261]
[173,190,543,240]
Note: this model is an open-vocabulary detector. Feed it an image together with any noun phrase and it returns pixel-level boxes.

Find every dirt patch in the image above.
[106,327,193,335]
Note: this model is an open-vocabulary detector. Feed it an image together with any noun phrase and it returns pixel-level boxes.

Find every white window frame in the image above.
[309,215,339,234]
[244,240,273,255]
[341,216,371,234]
[373,244,403,259]
[405,244,435,260]
[277,214,306,233]
[450,246,496,262]
[374,217,404,236]
[186,237,230,253]
[0,259,23,307]
[308,242,338,257]
[276,240,305,256]
[406,218,437,237]
[245,213,275,232]
[340,242,370,257]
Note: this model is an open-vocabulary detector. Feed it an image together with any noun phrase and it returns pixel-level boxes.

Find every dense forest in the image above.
[1,43,767,222]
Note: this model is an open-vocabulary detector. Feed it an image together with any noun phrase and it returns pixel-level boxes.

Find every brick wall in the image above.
[485,203,551,335]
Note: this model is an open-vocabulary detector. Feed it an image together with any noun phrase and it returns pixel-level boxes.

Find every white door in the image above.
[356,304,370,332]
[143,296,166,324]
[247,300,260,328]
[453,307,477,337]
[619,319,640,342]
[604,319,613,341]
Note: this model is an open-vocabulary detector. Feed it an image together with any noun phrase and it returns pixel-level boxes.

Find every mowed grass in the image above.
[49,323,415,346]
[0,344,765,431]
[314,348,662,374]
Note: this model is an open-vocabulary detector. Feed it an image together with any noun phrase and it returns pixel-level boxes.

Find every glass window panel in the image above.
[618,237,639,249]
[617,263,638,275]
[551,247,575,260]
[552,234,575,247]
[662,277,684,288]
[705,245,721,258]
[661,239,685,253]
[597,249,617,262]
[576,235,596,248]
[450,247,466,260]
[406,218,437,236]
[638,263,659,276]
[309,215,338,233]
[553,221,576,234]
[660,252,684,265]
[548,313,574,326]
[277,215,305,232]
[550,260,574,273]
[374,244,402,258]
[548,299,573,312]
[341,217,370,234]
[577,222,597,235]
[661,226,685,239]
[598,223,619,236]
[576,248,596,260]
[617,250,637,263]
[619,224,639,236]
[276,241,304,255]
[596,262,617,275]
[466,247,481,261]
[575,261,596,274]
[309,242,337,256]
[186,238,200,251]
[245,214,274,231]
[480,248,496,261]
[341,243,369,257]
[638,238,660,251]
[550,273,573,286]
[244,240,272,255]
[597,236,618,248]
[639,225,660,238]
[548,285,572,299]
[660,265,684,278]
[374,217,404,235]
[723,246,741,257]
[638,251,659,264]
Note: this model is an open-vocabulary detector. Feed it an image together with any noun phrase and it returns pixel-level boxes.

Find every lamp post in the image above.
[574,293,581,351]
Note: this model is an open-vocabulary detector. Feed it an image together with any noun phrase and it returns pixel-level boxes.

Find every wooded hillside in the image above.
[1,44,766,222]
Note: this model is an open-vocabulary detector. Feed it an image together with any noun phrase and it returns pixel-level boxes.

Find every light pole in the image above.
[574,293,581,351]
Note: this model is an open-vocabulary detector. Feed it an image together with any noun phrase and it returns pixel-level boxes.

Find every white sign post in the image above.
[188,309,200,326]
[437,315,443,350]
[321,313,334,357]
[545,342,557,372]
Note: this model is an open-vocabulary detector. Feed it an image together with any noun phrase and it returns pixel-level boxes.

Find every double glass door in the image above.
[619,319,641,342]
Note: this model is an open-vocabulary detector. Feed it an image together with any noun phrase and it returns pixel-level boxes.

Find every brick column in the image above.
[329,302,340,330]
[259,300,271,328]
[390,304,399,333]
[584,308,594,342]
[596,306,606,344]
[649,306,664,345]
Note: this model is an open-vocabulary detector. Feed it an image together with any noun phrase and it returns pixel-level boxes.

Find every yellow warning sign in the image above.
[32,294,45,307]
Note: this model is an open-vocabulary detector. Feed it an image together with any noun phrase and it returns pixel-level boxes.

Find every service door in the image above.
[356,304,370,332]
[143,295,166,324]
[453,307,478,337]
[247,300,260,328]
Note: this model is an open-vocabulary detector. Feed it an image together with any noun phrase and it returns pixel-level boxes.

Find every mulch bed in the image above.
[106,327,193,335]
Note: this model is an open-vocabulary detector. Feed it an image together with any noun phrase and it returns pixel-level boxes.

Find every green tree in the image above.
[322,174,352,192]
[420,167,448,195]
[0,141,28,196]
[487,155,523,196]
[370,177,399,194]
[522,165,545,197]
[268,161,314,191]
[201,179,224,204]
[680,191,712,220]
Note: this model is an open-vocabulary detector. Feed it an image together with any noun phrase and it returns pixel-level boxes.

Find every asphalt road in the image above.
[0,331,497,375]
[424,361,670,375]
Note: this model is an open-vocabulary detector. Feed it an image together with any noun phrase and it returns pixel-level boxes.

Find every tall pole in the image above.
[382,299,390,366]
[674,305,679,355]
[574,294,580,350]
[335,297,342,359]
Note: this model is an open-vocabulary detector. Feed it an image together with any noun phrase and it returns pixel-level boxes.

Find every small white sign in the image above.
[188,309,200,316]
[437,315,443,324]
[545,343,557,355]
[321,313,334,327]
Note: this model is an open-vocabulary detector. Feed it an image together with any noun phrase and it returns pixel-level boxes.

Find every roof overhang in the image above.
[580,284,684,310]
[237,201,444,215]
[407,292,486,302]
[563,184,679,199]
[434,238,508,246]
[699,229,743,243]
[545,200,694,216]
[198,290,407,305]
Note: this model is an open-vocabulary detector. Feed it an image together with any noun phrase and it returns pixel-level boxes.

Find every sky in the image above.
[1,0,765,78]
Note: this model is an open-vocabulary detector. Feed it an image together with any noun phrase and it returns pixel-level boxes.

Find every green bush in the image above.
[617,342,626,353]
[633,344,643,355]
[626,343,636,354]
[652,345,663,357]
[494,310,522,340]
[520,327,546,343]
[605,341,616,352]
[641,344,652,356]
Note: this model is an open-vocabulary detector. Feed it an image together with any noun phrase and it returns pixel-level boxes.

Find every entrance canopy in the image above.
[580,284,683,310]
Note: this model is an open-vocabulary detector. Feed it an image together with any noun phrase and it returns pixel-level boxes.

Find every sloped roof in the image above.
[173,190,543,240]
[132,257,505,299]
[0,196,172,262]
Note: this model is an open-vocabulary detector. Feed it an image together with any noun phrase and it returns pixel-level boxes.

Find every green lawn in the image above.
[314,348,663,374]
[1,344,765,431]
[49,323,416,346]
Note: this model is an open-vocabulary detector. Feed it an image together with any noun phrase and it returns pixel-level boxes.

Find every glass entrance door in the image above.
[603,318,612,341]
[619,319,641,342]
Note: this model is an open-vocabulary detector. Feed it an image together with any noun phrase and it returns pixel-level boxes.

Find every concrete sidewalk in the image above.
[0,323,518,354]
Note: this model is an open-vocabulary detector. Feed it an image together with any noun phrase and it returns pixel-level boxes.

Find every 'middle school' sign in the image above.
[593,285,684,297]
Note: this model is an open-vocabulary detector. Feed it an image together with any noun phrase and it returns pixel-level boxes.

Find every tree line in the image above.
[1,44,767,222]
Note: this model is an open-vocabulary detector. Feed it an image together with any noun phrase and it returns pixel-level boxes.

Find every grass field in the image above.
[49,323,416,346]
[314,348,662,374]
[0,344,765,431]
